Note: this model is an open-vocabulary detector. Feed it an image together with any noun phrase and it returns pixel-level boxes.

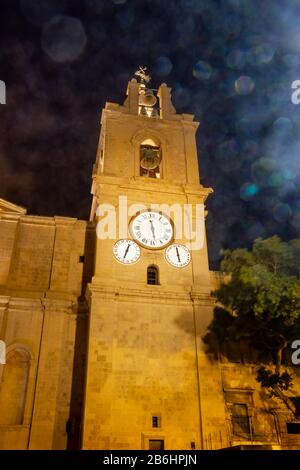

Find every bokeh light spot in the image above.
[291,213,300,231]
[226,49,246,69]
[172,84,191,108]
[273,203,292,222]
[283,54,300,67]
[240,182,259,200]
[42,15,87,62]
[247,44,275,65]
[272,116,293,137]
[282,168,294,180]
[154,56,173,77]
[235,75,255,95]
[278,181,296,198]
[246,221,266,241]
[193,60,213,80]
[216,139,241,172]
[251,158,281,187]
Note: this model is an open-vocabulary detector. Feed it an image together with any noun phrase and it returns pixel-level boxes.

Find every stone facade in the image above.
[1,80,300,449]
[0,200,92,449]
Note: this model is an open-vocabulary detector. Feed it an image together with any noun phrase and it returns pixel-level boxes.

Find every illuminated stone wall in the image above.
[1,79,300,451]
[83,81,300,450]
[82,81,214,450]
[0,201,88,450]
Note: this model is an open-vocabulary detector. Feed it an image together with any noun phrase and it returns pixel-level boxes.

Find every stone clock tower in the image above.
[82,70,215,450]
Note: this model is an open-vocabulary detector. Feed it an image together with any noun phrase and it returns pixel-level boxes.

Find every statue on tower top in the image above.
[134,66,151,84]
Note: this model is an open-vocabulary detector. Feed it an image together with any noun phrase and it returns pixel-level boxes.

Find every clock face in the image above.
[130,211,173,249]
[113,239,141,264]
[165,244,191,268]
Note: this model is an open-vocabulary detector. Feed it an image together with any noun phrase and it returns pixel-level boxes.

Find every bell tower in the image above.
[82,69,214,450]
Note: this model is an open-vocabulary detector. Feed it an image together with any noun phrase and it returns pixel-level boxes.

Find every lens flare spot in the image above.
[272,116,293,136]
[291,213,300,231]
[282,168,294,181]
[278,181,296,198]
[193,60,213,80]
[226,49,246,69]
[283,54,300,67]
[240,182,259,200]
[235,75,255,95]
[252,158,282,187]
[172,84,191,108]
[154,56,173,77]
[246,222,266,241]
[42,15,87,62]
[247,44,275,65]
[273,203,292,222]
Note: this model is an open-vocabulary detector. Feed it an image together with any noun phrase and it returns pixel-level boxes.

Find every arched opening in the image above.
[0,348,30,425]
[147,265,159,285]
[140,138,162,179]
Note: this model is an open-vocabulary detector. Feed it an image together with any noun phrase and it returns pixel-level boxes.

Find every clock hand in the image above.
[123,244,130,259]
[149,220,156,239]
[176,247,181,263]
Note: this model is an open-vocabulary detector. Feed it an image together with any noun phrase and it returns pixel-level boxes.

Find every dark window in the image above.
[191,441,196,450]
[287,422,300,434]
[79,255,85,263]
[147,265,159,285]
[152,416,161,428]
[149,439,164,450]
[232,403,250,437]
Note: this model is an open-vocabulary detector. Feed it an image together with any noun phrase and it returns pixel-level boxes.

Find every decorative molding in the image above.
[94,174,211,200]
[0,294,81,314]
[0,198,27,215]
[87,283,213,306]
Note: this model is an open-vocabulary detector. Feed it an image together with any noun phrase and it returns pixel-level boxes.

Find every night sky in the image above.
[1,0,300,268]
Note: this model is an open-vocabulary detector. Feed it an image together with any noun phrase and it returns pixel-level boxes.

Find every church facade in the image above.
[0,77,300,450]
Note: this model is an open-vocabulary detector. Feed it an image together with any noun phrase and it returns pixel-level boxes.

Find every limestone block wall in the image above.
[0,206,89,450]
[195,283,300,450]
[94,108,200,186]
[82,286,203,450]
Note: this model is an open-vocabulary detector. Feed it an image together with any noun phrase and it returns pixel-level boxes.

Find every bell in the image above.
[150,107,159,118]
[140,148,161,170]
[139,105,148,116]
[139,88,157,107]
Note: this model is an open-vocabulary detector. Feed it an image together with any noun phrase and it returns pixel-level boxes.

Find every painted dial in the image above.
[113,239,141,264]
[130,211,173,249]
[165,244,191,268]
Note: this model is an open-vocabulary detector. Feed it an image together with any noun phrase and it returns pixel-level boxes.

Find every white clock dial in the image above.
[165,244,191,268]
[130,211,173,249]
[113,239,141,264]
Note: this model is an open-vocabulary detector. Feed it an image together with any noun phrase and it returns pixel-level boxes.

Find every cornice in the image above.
[0,198,27,215]
[103,107,198,128]
[0,213,87,227]
[92,175,212,200]
[87,283,213,306]
[0,294,82,314]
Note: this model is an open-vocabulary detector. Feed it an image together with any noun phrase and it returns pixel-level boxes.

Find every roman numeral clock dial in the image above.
[130,211,173,249]
[165,244,191,268]
[113,239,141,264]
